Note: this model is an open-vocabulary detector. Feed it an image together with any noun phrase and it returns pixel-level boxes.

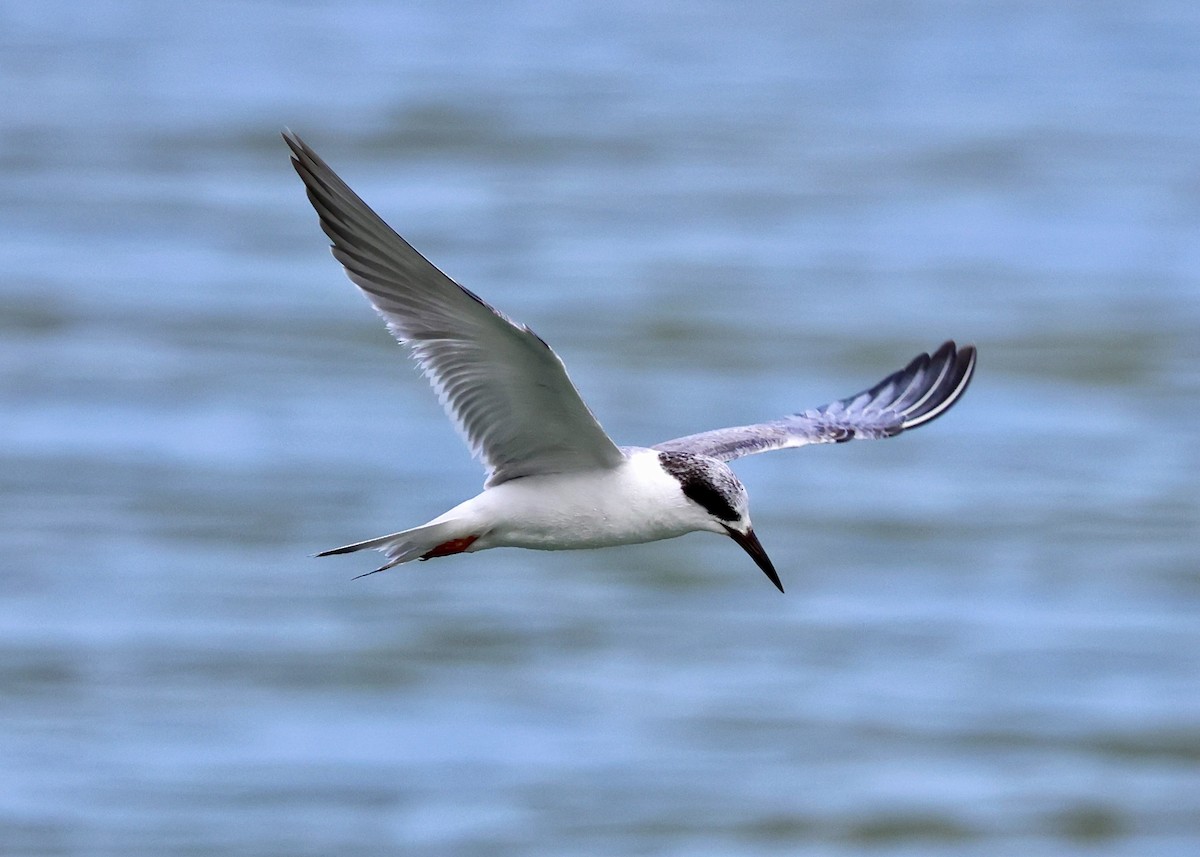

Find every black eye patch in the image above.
[658,451,741,522]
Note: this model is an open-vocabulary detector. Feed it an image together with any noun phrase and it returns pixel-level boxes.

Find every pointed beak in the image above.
[723,525,784,593]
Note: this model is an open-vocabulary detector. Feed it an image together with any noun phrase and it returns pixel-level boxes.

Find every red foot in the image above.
[420,535,479,560]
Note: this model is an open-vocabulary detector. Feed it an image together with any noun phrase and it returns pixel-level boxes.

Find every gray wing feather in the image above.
[285,131,624,486]
[654,342,976,462]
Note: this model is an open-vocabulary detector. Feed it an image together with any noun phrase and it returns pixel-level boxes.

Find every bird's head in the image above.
[657,450,783,593]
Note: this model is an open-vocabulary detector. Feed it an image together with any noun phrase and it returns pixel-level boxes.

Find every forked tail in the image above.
[314,520,477,578]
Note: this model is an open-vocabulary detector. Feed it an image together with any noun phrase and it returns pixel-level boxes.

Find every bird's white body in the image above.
[430,448,724,553]
[284,131,976,591]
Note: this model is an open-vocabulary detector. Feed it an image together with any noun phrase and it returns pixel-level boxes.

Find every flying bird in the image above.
[285,131,975,592]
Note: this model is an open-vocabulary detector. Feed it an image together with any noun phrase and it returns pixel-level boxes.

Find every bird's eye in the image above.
[682,480,739,523]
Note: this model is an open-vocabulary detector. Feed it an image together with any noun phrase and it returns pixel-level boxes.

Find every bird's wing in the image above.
[653,341,975,462]
[285,131,624,486]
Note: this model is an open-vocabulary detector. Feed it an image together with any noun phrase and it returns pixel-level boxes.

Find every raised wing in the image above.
[285,131,625,486]
[654,341,976,462]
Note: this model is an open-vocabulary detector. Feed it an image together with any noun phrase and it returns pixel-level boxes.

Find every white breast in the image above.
[441,448,717,551]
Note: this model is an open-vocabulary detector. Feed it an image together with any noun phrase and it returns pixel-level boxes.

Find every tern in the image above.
[285,131,976,592]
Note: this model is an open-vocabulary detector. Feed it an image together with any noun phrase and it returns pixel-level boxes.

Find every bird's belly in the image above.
[495,513,687,551]
[474,467,694,551]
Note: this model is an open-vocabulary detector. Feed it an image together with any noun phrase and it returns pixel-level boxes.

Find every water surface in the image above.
[2,2,1198,854]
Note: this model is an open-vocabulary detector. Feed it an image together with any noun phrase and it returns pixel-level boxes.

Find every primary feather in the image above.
[284,130,624,486]
[654,341,976,461]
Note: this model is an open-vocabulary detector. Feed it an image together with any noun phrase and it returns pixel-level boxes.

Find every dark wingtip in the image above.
[900,340,977,430]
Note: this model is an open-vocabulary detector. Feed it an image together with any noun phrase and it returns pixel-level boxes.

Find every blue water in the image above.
[2,2,1198,854]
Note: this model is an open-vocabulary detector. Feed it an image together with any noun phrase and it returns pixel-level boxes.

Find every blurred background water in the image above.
[2,1,1199,855]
